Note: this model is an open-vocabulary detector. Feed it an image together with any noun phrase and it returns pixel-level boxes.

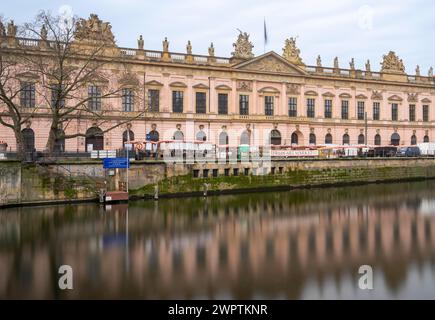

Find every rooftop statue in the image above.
[282,37,304,66]
[208,42,215,57]
[415,65,420,77]
[365,59,371,72]
[74,14,115,45]
[40,24,47,40]
[7,20,17,37]
[162,37,169,52]
[349,58,355,70]
[429,67,433,78]
[381,51,405,74]
[0,21,6,37]
[186,40,192,54]
[137,35,144,50]
[334,57,339,69]
[316,55,322,67]
[232,30,254,59]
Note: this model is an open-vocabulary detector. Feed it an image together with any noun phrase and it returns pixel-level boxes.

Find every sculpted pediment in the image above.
[233,52,306,75]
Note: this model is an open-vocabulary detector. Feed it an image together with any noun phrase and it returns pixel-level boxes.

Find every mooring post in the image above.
[154,184,159,200]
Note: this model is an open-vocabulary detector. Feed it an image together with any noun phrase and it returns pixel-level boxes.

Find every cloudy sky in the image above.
[2,0,434,74]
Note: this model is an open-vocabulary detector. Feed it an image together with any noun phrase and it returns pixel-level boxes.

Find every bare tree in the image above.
[0,11,146,159]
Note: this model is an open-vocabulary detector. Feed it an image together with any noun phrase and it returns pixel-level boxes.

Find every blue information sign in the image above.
[103,158,130,169]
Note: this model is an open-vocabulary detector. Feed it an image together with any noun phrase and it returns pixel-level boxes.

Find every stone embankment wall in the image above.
[2,158,435,206]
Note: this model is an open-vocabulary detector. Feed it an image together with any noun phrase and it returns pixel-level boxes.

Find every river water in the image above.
[1,181,435,299]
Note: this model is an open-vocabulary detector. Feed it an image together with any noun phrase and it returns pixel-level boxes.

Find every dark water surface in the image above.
[2,181,435,299]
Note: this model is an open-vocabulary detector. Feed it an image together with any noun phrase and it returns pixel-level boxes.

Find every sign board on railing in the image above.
[103,158,130,169]
[91,150,117,159]
[271,150,319,157]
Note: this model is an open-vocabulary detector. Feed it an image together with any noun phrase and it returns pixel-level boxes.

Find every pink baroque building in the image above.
[0,14,434,154]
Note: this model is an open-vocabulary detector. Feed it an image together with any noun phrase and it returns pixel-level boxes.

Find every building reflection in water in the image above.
[1,181,435,299]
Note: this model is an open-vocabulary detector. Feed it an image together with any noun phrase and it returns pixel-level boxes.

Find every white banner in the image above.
[271,149,319,157]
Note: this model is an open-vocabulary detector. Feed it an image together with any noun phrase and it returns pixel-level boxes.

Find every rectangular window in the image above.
[121,88,134,112]
[88,85,101,111]
[307,98,315,118]
[409,104,416,122]
[20,82,36,108]
[265,96,274,116]
[341,100,349,119]
[357,101,365,120]
[373,102,380,121]
[195,92,206,114]
[172,91,183,113]
[51,84,65,109]
[148,89,159,112]
[324,99,332,118]
[239,95,249,115]
[423,105,429,122]
[392,103,398,121]
[288,97,297,117]
[218,93,228,115]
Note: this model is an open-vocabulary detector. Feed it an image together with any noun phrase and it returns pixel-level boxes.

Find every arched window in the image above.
[358,134,365,145]
[219,131,229,145]
[148,129,159,142]
[270,129,281,146]
[21,128,35,153]
[291,131,303,145]
[424,135,430,143]
[411,135,417,145]
[122,129,135,148]
[240,130,251,145]
[196,130,207,142]
[54,129,65,153]
[309,133,316,145]
[342,134,350,145]
[85,126,104,151]
[391,133,400,146]
[173,130,184,141]
[374,134,381,146]
[325,133,333,144]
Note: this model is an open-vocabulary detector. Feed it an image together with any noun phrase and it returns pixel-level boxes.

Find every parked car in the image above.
[396,146,421,157]
[369,146,398,157]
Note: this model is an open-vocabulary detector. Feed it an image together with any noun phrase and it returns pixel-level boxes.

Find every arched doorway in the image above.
[21,128,35,153]
[240,130,251,145]
[358,134,365,145]
[309,133,316,145]
[374,134,381,146]
[54,129,65,153]
[391,133,400,146]
[411,135,417,145]
[342,134,350,145]
[270,129,281,146]
[325,133,333,144]
[424,135,430,143]
[85,127,104,151]
[291,131,303,145]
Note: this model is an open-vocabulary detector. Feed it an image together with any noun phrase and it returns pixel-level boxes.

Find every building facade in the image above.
[0,14,435,153]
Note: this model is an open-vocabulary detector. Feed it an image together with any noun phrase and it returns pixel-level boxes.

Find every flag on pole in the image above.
[263,18,268,49]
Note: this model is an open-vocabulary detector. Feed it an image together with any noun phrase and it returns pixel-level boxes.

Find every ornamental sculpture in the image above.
[74,14,115,45]
[7,20,17,37]
[316,55,322,67]
[381,51,405,74]
[365,59,371,72]
[282,37,304,66]
[137,35,144,50]
[232,30,254,59]
[349,58,355,70]
[0,21,5,36]
[186,40,192,55]
[429,67,433,77]
[208,42,215,57]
